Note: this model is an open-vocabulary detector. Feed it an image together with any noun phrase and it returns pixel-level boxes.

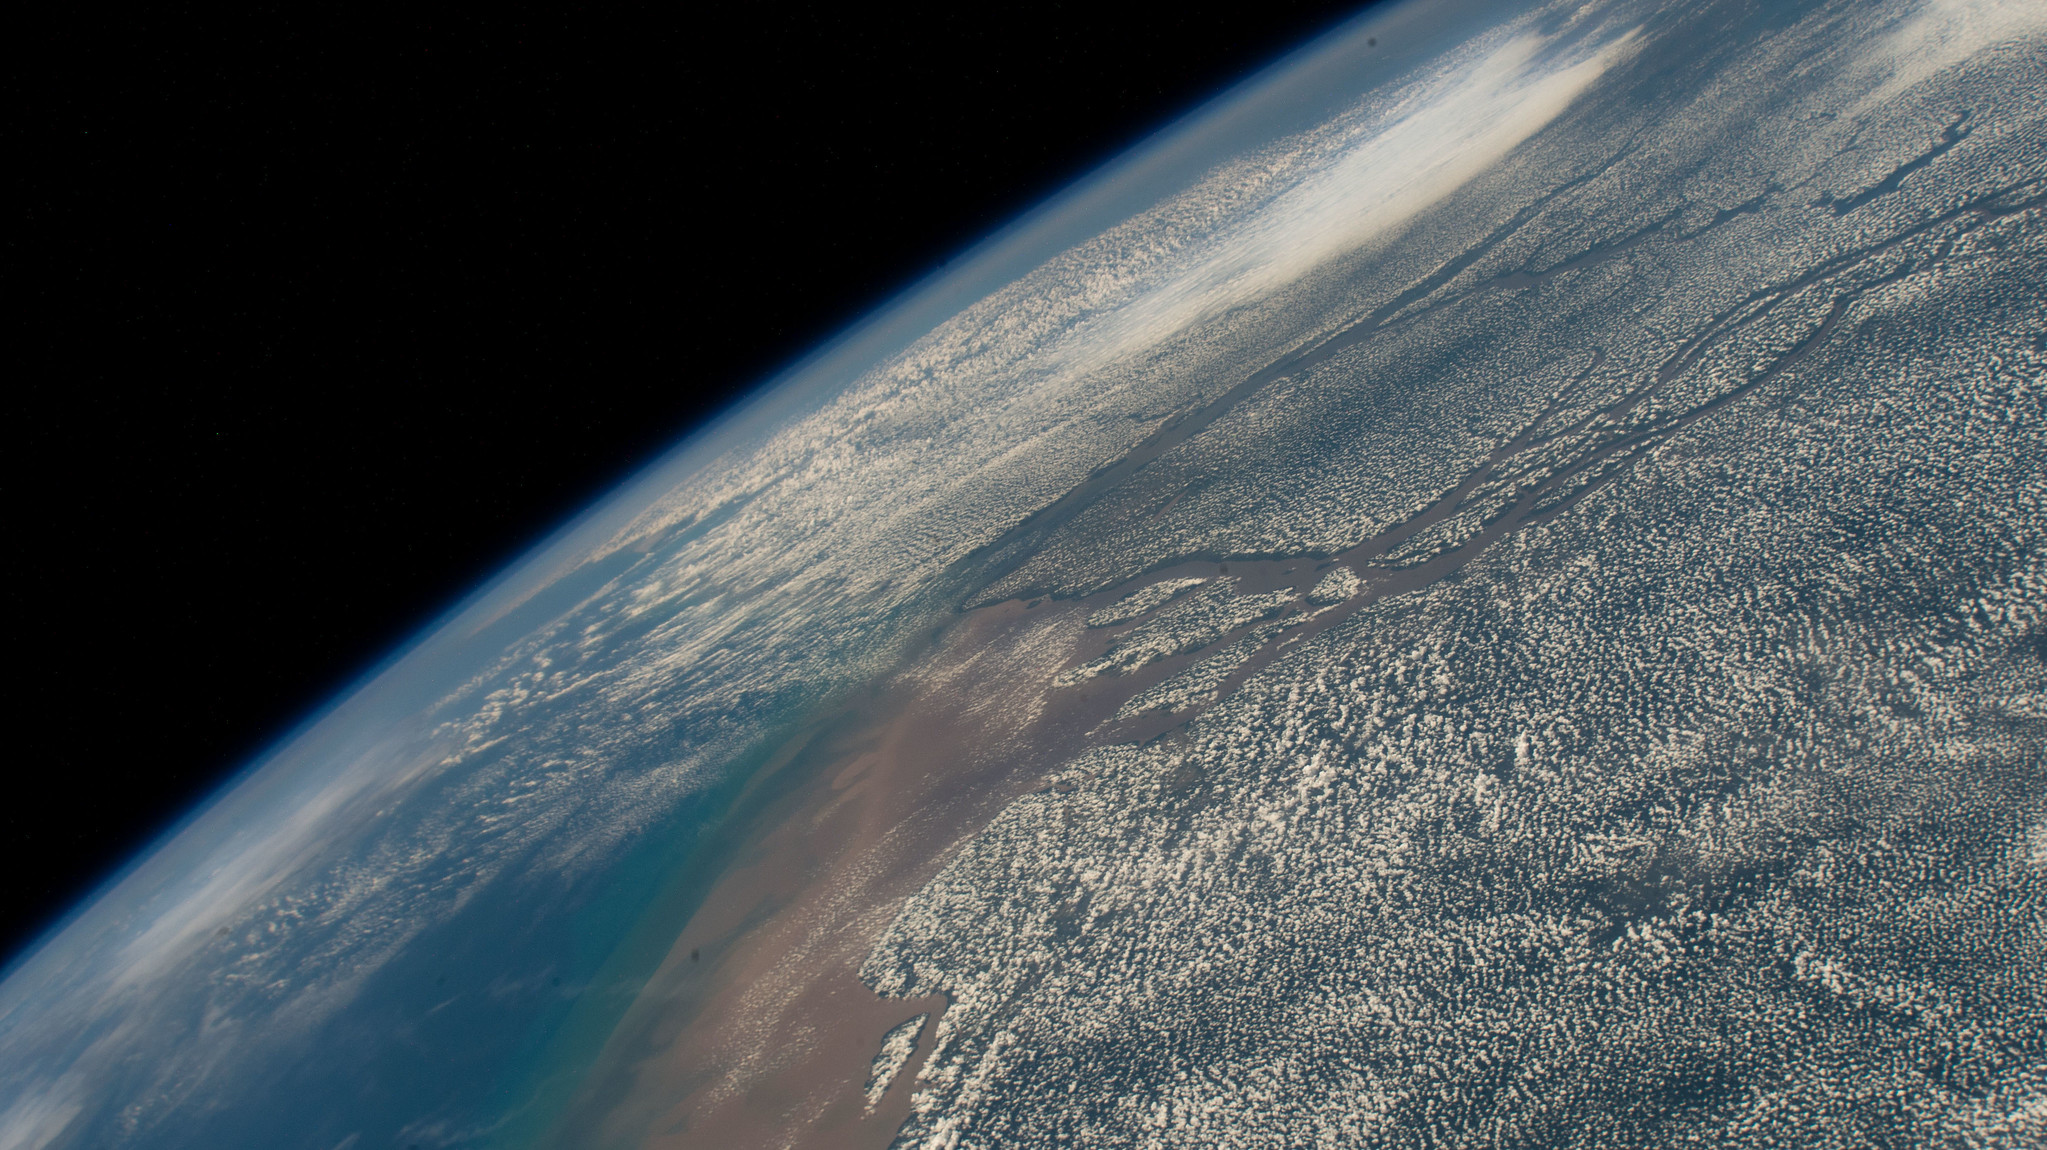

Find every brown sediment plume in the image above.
[550,595,1106,1149]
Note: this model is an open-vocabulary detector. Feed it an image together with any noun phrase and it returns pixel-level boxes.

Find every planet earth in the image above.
[5,0,2045,1147]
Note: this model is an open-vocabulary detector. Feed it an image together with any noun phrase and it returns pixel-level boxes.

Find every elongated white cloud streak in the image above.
[1868,0,2047,100]
[1073,26,1641,370]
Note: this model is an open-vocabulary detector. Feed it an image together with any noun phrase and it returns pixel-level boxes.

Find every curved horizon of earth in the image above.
[5,0,2046,1147]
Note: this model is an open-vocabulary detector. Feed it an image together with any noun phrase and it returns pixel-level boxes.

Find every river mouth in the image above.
[538,523,1517,1147]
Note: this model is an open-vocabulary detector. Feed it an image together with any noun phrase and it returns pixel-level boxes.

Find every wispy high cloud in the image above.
[1866,0,2047,101]
[1072,20,1642,370]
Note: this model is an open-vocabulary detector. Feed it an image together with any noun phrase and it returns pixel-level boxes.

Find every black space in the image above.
[5,2,1384,964]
